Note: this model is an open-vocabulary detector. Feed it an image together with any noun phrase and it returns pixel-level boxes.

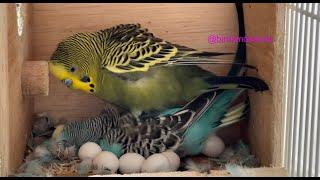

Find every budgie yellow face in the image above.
[49,33,99,94]
[49,61,96,94]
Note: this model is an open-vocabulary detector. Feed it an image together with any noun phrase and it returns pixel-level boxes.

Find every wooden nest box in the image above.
[0,3,287,177]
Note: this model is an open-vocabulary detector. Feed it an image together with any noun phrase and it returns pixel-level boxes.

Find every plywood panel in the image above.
[0,4,10,177]
[272,3,286,168]
[243,3,285,167]
[6,3,34,175]
[31,3,239,122]
[91,167,288,177]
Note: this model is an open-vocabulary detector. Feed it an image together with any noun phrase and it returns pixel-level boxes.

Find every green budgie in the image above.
[51,82,261,159]
[48,3,267,118]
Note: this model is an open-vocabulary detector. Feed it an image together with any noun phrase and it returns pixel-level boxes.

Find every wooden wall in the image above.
[243,3,286,167]
[31,3,239,122]
[0,4,10,177]
[0,4,34,176]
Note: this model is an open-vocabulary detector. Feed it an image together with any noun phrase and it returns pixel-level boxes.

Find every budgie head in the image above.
[51,125,70,150]
[49,33,100,94]
[51,124,77,160]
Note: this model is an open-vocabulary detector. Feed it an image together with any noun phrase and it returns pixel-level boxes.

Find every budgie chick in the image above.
[15,140,56,177]
[48,3,267,118]
[51,79,266,160]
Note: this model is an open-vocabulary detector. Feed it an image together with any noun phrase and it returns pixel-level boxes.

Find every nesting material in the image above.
[26,113,55,157]
[184,140,259,173]
[78,142,102,161]
[119,153,145,174]
[17,113,259,177]
[214,140,260,167]
[47,159,81,177]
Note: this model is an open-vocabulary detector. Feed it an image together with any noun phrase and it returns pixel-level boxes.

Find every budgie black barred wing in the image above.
[97,23,251,74]
[120,122,183,158]
[115,91,217,157]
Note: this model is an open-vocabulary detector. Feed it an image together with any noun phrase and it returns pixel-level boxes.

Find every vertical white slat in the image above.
[288,3,299,176]
[308,4,318,177]
[292,3,305,176]
[315,5,320,176]
[287,3,299,174]
[297,3,309,177]
[283,3,292,169]
[303,3,314,177]
[286,3,295,176]
[284,3,320,177]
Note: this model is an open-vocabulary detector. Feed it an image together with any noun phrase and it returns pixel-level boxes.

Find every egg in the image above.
[78,142,102,160]
[92,151,119,173]
[201,134,225,157]
[161,151,180,171]
[141,153,171,173]
[119,153,145,174]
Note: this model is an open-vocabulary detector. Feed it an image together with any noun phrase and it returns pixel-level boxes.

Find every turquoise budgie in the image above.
[48,3,267,118]
[51,83,259,159]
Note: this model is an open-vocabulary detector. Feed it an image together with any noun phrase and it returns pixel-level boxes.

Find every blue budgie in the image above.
[51,77,267,159]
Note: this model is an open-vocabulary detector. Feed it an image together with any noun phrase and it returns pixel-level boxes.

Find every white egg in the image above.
[161,151,180,171]
[119,153,145,174]
[78,142,102,160]
[141,153,171,173]
[201,134,225,157]
[92,151,119,173]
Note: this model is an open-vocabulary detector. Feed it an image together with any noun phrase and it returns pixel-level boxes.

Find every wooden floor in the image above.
[90,167,288,177]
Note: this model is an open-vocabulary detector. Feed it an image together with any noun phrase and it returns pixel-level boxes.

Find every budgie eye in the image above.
[70,66,76,72]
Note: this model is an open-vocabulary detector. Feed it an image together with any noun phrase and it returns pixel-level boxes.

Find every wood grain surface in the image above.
[243,3,285,167]
[0,4,34,175]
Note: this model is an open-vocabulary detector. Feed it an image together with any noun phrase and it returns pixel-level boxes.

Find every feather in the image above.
[226,164,260,177]
[226,164,244,176]
[184,158,212,173]
[15,159,50,177]
[77,159,93,176]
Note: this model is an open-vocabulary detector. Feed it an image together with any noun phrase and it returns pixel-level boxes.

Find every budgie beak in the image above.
[49,61,95,93]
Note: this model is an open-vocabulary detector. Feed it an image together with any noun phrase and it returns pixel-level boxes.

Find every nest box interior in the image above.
[0,3,287,176]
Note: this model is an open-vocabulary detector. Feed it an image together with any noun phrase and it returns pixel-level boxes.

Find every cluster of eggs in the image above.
[77,142,181,174]
[77,134,225,174]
